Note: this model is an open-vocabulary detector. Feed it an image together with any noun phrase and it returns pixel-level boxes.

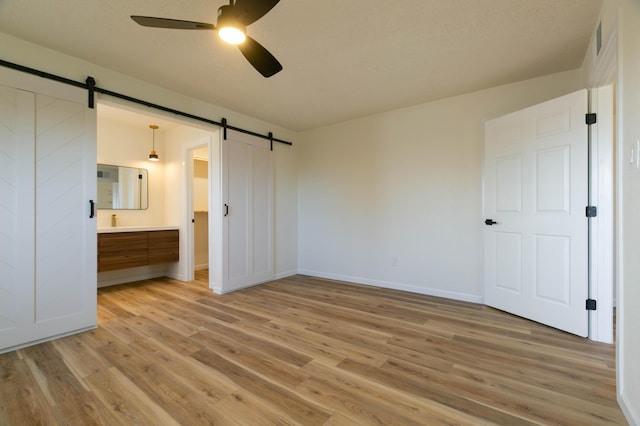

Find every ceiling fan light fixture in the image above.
[218,26,246,44]
[217,5,246,45]
[131,0,283,77]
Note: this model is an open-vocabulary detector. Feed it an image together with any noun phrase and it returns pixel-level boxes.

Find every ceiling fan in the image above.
[131,0,283,78]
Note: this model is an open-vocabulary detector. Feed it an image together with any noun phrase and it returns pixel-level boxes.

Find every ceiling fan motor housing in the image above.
[217,5,246,34]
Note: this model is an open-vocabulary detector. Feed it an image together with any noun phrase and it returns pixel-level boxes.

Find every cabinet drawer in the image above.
[148,230,180,265]
[98,232,148,272]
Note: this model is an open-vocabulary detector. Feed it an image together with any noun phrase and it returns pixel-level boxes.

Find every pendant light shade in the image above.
[148,124,159,161]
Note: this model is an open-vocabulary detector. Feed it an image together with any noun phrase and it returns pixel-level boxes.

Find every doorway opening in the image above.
[188,145,210,284]
[96,100,218,292]
[95,100,275,296]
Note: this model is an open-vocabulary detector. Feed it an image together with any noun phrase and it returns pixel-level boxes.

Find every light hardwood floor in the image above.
[0,272,627,425]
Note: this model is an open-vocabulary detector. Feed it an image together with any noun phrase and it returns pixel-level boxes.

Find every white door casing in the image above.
[0,68,96,352]
[588,85,614,344]
[183,137,213,284]
[484,89,589,337]
[220,129,274,293]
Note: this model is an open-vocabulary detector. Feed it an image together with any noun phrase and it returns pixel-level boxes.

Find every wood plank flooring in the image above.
[0,272,627,425]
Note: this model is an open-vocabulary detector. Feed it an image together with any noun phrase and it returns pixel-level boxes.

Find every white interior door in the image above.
[0,68,96,352]
[34,92,97,329]
[483,89,589,337]
[221,129,273,292]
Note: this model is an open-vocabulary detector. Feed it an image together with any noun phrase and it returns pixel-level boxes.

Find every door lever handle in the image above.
[484,219,498,226]
[224,204,229,217]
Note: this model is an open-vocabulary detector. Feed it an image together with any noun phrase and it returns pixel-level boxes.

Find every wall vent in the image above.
[596,21,602,56]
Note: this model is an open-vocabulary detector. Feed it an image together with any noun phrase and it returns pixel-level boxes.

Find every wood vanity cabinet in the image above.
[98,230,179,272]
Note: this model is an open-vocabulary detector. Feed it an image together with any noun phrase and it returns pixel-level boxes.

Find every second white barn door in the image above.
[483,89,589,337]
[221,129,273,292]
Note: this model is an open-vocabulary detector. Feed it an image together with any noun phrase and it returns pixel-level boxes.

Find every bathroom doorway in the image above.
[192,146,209,282]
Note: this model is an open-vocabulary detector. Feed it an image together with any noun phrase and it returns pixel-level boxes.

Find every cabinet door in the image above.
[0,68,96,352]
[98,232,148,272]
[148,230,180,265]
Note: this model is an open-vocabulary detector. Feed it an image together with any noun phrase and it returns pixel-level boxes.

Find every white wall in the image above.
[96,109,166,228]
[274,141,299,278]
[617,0,640,422]
[581,0,619,87]
[193,159,209,212]
[298,70,583,302]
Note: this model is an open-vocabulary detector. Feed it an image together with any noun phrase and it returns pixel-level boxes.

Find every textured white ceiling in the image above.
[0,0,602,131]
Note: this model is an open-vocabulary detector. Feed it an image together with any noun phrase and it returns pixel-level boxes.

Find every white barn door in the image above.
[483,90,589,337]
[0,68,96,352]
[221,129,273,293]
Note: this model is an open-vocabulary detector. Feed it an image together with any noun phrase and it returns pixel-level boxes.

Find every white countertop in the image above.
[97,225,179,233]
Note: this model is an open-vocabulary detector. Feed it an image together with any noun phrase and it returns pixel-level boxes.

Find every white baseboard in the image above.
[213,280,265,295]
[0,325,97,355]
[166,271,187,282]
[297,269,483,304]
[213,271,296,294]
[619,392,639,426]
[195,263,209,271]
[274,269,298,280]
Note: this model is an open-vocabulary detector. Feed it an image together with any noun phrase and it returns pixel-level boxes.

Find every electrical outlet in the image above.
[392,257,398,267]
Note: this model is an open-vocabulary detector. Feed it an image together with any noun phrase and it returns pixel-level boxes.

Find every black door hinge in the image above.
[586,299,597,311]
[586,206,597,217]
[586,113,597,125]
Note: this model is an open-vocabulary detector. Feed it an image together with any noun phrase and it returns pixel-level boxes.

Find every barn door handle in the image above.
[89,200,96,218]
[484,219,497,225]
[224,204,229,217]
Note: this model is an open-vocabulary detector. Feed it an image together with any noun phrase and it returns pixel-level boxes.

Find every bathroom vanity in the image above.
[97,226,179,272]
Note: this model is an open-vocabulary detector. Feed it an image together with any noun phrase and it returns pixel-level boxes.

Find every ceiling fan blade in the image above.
[238,36,283,78]
[131,16,215,30]
[232,0,280,26]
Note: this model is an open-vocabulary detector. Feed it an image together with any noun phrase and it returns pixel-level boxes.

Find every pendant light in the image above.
[148,124,159,161]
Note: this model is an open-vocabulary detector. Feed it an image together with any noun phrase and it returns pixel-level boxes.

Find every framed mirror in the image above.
[97,164,148,210]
